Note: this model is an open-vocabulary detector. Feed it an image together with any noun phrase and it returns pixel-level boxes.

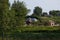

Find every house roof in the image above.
[25,16,38,19]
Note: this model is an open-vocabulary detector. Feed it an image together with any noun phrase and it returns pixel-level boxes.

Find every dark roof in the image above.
[25,16,38,19]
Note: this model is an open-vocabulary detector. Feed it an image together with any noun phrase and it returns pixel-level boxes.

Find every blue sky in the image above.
[9,0,60,15]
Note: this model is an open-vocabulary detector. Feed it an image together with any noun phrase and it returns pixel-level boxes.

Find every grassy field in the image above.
[0,26,60,40]
[17,26,60,32]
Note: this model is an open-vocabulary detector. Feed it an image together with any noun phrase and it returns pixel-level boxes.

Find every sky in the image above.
[9,0,60,15]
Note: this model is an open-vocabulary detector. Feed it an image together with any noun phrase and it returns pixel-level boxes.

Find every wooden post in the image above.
[2,32,4,40]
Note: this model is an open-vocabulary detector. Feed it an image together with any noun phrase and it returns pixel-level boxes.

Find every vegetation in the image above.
[0,0,60,40]
[17,26,60,33]
[0,32,60,40]
[0,0,60,33]
[49,10,60,16]
[32,6,42,18]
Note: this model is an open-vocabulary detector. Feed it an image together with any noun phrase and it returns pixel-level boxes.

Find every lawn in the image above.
[0,26,60,40]
[17,26,60,32]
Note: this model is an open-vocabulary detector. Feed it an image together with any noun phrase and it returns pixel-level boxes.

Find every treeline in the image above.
[32,6,60,17]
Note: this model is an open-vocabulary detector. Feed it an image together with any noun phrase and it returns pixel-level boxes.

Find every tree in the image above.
[41,12,48,16]
[11,0,28,27]
[0,0,10,39]
[32,6,42,17]
[0,0,10,32]
[49,10,60,16]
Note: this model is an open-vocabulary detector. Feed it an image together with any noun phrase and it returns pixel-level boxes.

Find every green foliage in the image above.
[11,0,28,17]
[49,10,60,16]
[17,26,60,32]
[32,6,42,17]
[0,0,10,33]
[0,0,60,35]
[42,12,48,16]
[0,0,28,33]
[0,32,60,40]
[11,0,28,26]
